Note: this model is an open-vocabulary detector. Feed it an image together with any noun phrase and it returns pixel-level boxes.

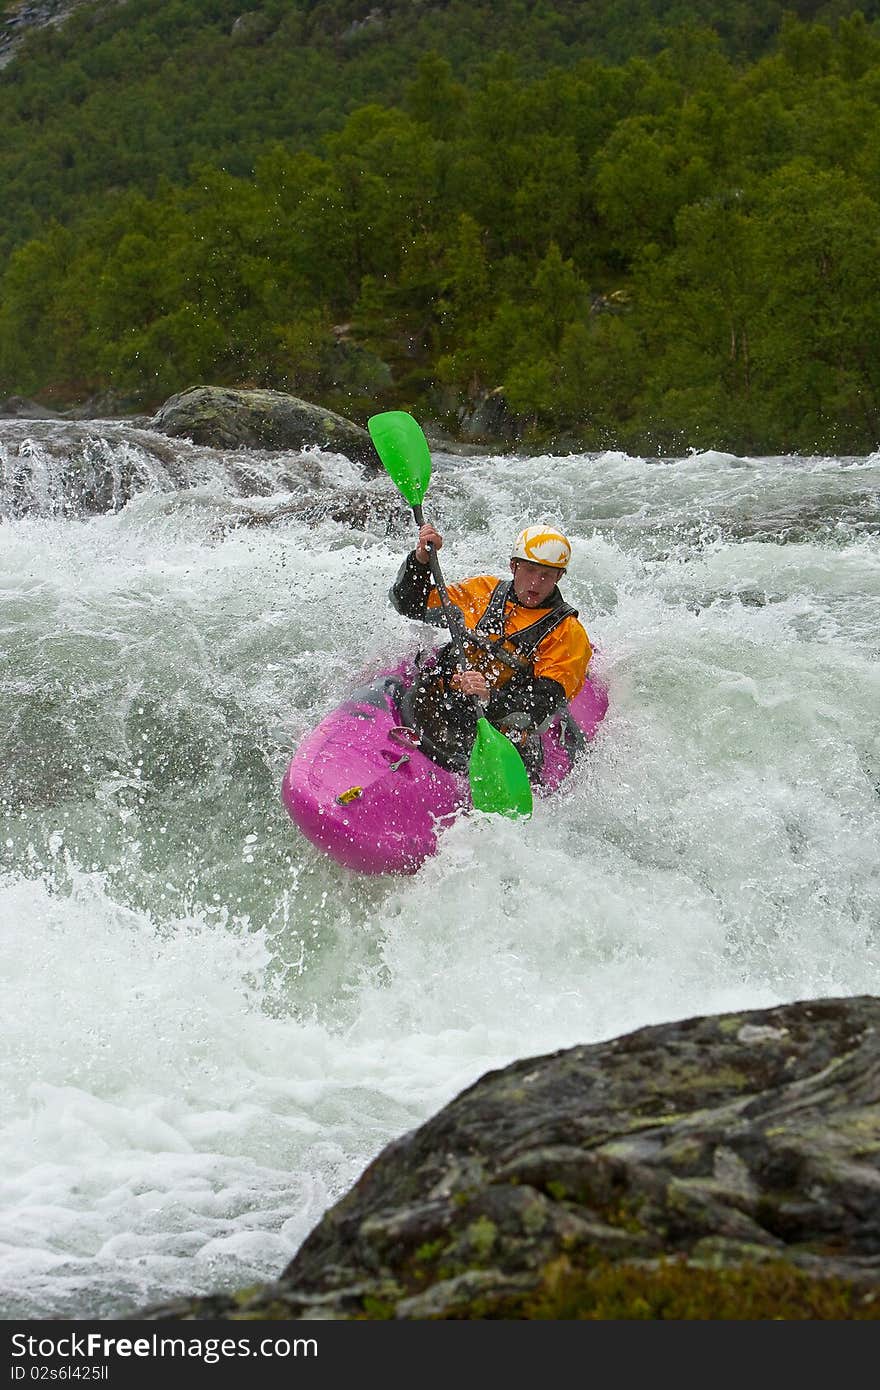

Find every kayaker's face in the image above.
[510,559,562,607]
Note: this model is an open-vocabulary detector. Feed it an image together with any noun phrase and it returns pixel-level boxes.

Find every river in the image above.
[1,418,878,1319]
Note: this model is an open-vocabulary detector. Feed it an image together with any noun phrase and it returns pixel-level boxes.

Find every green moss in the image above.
[414,1239,447,1264]
[231,1284,264,1305]
[359,1295,396,1320]
[718,1016,745,1034]
[466,1216,498,1260]
[619,1111,687,1129]
[350,1252,880,1320]
[234,1301,296,1320]
[521,1200,547,1236]
[664,1138,705,1169]
[660,1064,749,1094]
[541,1173,646,1234]
[491,1258,880,1320]
[603,1201,645,1234]
[221,1255,880,1322]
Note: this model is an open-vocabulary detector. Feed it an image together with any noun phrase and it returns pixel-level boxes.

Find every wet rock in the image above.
[0,395,61,419]
[61,388,149,422]
[341,7,386,43]
[0,418,389,519]
[458,387,520,446]
[0,420,195,517]
[137,995,880,1320]
[150,386,380,471]
[214,492,399,537]
[230,11,275,44]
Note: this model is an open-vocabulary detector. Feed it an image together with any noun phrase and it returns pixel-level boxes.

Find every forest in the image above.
[2,0,880,453]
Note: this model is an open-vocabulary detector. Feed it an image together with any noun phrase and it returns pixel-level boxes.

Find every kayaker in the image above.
[390,523,592,777]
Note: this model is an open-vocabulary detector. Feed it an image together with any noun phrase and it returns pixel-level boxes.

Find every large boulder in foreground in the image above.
[150,385,380,469]
[141,996,880,1320]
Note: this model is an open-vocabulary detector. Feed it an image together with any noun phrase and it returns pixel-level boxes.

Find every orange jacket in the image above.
[426,574,591,701]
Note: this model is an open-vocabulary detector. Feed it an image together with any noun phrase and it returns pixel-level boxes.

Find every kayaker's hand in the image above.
[450,669,490,703]
[415,523,443,565]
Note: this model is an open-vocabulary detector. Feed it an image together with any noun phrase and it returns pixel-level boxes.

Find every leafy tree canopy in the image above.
[3,2,880,453]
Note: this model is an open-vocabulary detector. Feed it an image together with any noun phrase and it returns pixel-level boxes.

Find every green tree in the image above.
[403,52,466,139]
[632,190,767,447]
[0,225,75,392]
[750,161,880,447]
[594,117,713,261]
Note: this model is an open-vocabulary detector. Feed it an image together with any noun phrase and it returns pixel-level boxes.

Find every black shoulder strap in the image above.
[474,579,512,635]
[506,602,578,659]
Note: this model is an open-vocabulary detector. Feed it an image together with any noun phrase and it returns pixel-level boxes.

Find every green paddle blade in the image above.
[369,407,530,820]
[468,717,533,819]
[368,410,432,507]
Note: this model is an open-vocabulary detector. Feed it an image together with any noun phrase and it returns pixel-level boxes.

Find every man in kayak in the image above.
[389,523,592,777]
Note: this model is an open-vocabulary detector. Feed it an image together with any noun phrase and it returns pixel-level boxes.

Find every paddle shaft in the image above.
[411,505,530,678]
[412,504,473,674]
[367,410,532,817]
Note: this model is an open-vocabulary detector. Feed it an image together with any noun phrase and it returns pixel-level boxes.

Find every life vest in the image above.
[428,576,583,693]
[475,578,578,660]
[404,579,587,773]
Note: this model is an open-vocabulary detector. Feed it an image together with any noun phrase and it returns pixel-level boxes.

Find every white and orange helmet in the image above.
[511,525,571,571]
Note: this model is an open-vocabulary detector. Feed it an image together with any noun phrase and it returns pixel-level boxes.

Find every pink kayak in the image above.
[282,656,608,875]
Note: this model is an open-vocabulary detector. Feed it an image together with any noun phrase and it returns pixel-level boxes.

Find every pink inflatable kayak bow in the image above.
[282,657,608,875]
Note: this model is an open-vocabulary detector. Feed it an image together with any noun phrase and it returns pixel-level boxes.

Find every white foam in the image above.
[1,440,878,1318]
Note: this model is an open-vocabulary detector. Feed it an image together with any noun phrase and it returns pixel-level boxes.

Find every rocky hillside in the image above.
[0,0,93,69]
[139,995,880,1320]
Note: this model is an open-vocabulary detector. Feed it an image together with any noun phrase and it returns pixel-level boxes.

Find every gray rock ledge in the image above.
[150,385,380,469]
[138,995,880,1320]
